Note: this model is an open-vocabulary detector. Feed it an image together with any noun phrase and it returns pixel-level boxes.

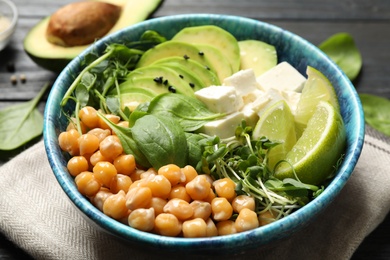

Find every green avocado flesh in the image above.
[23,0,162,72]
[172,25,241,74]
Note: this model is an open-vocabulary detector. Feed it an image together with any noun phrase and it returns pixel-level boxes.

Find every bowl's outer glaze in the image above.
[43,14,365,254]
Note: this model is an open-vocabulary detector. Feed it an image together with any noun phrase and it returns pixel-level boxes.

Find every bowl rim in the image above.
[43,13,365,253]
[0,0,18,37]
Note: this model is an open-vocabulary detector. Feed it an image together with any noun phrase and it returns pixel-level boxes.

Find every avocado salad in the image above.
[60,25,345,227]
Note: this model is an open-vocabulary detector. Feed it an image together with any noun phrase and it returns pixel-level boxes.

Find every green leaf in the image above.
[359,93,390,136]
[147,93,225,132]
[0,83,50,150]
[185,133,206,168]
[319,33,362,81]
[131,114,188,169]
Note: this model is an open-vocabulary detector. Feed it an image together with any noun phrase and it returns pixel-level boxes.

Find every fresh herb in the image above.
[196,121,323,216]
[319,32,362,81]
[359,93,390,136]
[0,82,50,151]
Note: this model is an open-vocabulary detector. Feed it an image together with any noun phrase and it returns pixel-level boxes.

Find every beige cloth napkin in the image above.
[0,125,389,260]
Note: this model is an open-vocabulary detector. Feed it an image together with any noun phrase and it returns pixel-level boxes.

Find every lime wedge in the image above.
[274,101,346,185]
[295,66,339,135]
[252,100,297,170]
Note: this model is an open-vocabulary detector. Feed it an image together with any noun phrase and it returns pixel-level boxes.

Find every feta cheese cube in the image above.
[223,69,261,97]
[241,103,259,127]
[195,86,243,114]
[280,90,301,115]
[200,112,244,139]
[251,88,283,115]
[256,61,306,92]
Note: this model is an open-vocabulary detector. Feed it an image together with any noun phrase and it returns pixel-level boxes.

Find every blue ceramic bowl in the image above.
[43,14,365,254]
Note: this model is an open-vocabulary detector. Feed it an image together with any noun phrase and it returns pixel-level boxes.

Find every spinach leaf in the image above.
[319,33,362,81]
[359,94,390,136]
[96,112,151,168]
[131,114,188,169]
[0,83,50,151]
[185,132,207,168]
[147,93,225,131]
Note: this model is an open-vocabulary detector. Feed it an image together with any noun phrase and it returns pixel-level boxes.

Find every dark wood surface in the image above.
[1,0,390,259]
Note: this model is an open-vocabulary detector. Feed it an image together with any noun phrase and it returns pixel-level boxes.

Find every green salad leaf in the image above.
[319,32,362,81]
[359,94,390,136]
[0,83,50,151]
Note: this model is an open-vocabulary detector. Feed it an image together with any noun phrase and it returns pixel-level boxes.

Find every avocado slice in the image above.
[153,57,221,87]
[194,43,233,82]
[136,41,215,72]
[23,0,163,72]
[172,25,241,74]
[124,65,196,96]
[238,40,277,77]
[156,63,206,91]
[117,87,156,111]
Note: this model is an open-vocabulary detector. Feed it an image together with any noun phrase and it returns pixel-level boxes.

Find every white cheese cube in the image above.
[251,88,283,115]
[256,61,306,92]
[241,103,259,127]
[242,89,264,105]
[223,69,261,99]
[200,112,244,139]
[195,86,243,114]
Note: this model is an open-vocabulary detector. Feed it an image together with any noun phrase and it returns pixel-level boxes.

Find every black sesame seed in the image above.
[189,82,195,88]
[154,76,163,84]
[183,54,190,60]
[179,74,184,79]
[168,86,176,93]
[163,79,168,85]
[198,51,204,56]
[205,66,210,70]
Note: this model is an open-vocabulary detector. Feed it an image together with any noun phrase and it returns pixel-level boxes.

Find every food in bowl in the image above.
[44,14,364,253]
[57,24,346,237]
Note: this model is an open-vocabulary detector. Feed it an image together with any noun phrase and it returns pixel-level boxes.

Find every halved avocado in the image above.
[23,0,163,73]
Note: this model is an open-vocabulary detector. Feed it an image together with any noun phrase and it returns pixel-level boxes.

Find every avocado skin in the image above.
[23,0,164,73]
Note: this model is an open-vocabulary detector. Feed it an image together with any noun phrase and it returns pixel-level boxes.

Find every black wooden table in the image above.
[1,0,390,259]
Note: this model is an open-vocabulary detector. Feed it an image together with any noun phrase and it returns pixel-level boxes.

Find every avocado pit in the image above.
[46,1,122,47]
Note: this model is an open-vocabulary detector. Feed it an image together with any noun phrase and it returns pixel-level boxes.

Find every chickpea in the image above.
[190,200,212,221]
[182,218,207,238]
[67,155,89,177]
[98,114,120,130]
[66,117,87,133]
[169,184,191,202]
[128,208,155,232]
[93,161,117,187]
[235,208,259,232]
[91,187,112,211]
[146,174,172,199]
[78,133,100,155]
[258,210,276,226]
[79,106,99,129]
[181,165,198,185]
[211,197,233,221]
[232,195,255,213]
[148,197,168,216]
[58,129,80,156]
[103,190,129,220]
[110,174,132,194]
[99,135,123,161]
[114,154,136,176]
[213,178,236,201]
[185,175,211,201]
[205,218,218,237]
[163,198,194,221]
[154,213,182,237]
[125,186,152,210]
[216,220,237,236]
[158,164,185,186]
[75,171,101,197]
[87,128,111,142]
[90,150,112,166]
